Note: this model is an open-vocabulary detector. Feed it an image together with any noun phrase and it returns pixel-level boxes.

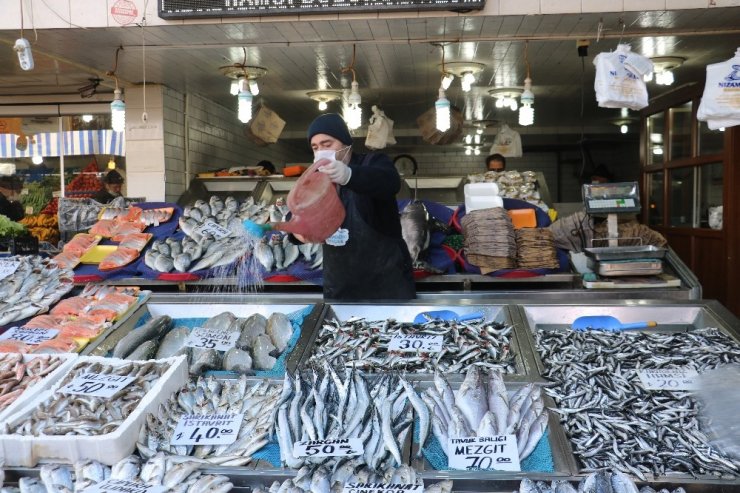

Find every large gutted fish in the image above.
[399,200,431,263]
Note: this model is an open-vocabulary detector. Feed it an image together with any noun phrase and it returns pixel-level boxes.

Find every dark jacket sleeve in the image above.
[345,153,400,198]
[0,195,24,221]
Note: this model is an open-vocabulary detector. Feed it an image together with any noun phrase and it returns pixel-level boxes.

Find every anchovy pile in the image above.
[536,328,740,479]
[0,256,74,327]
[424,366,548,461]
[5,360,168,436]
[308,317,516,373]
[252,464,452,493]
[275,362,426,471]
[516,471,687,493]
[5,454,232,493]
[137,376,280,466]
[0,354,65,411]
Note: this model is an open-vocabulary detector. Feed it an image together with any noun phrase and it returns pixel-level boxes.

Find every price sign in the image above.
[341,484,423,493]
[293,438,363,458]
[193,220,232,240]
[184,327,239,352]
[25,206,34,215]
[52,191,62,198]
[171,413,243,445]
[638,368,699,391]
[0,327,59,345]
[0,259,20,281]
[82,478,168,493]
[388,334,443,353]
[447,435,521,472]
[59,373,137,398]
[20,188,29,195]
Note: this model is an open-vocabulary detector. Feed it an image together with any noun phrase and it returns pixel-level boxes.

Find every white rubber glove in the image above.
[318,159,352,186]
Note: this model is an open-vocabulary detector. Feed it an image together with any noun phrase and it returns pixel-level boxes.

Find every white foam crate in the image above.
[0,353,78,425]
[0,354,188,466]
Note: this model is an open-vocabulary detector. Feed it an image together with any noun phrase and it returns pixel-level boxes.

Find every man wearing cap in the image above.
[0,176,24,221]
[93,169,124,204]
[303,113,415,300]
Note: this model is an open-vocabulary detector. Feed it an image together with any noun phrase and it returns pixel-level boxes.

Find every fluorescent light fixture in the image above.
[237,79,253,123]
[346,81,362,130]
[461,72,476,92]
[230,80,239,96]
[620,124,628,134]
[435,87,451,132]
[31,155,43,165]
[110,88,126,132]
[249,79,260,96]
[441,73,454,90]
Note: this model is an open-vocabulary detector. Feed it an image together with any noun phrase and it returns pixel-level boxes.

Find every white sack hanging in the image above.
[365,105,396,149]
[593,44,651,111]
[697,48,740,130]
[490,124,523,158]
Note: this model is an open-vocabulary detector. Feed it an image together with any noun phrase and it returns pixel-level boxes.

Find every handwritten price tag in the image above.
[81,478,168,493]
[0,259,20,281]
[388,334,443,353]
[293,438,363,458]
[193,220,232,240]
[447,435,521,472]
[59,373,137,398]
[184,327,239,352]
[0,327,59,345]
[638,368,699,391]
[341,484,423,493]
[171,413,243,446]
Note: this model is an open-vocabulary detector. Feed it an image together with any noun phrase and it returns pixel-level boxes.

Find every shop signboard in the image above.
[159,0,485,19]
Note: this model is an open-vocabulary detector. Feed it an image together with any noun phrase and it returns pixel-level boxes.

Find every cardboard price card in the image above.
[0,259,20,281]
[447,435,521,472]
[388,334,443,353]
[193,220,232,240]
[293,438,364,458]
[341,483,424,493]
[171,413,244,446]
[0,327,59,345]
[59,373,137,398]
[82,478,168,493]
[184,327,239,352]
[638,368,699,391]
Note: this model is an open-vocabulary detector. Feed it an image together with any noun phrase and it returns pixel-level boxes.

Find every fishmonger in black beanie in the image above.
[307,113,353,146]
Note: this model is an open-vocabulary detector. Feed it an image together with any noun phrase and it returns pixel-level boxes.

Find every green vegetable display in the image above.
[20,181,54,215]
[0,214,27,238]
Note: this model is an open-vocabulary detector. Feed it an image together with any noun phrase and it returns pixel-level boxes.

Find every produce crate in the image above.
[0,235,38,255]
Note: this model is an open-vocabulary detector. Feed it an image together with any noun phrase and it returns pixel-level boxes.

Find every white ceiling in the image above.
[0,8,739,144]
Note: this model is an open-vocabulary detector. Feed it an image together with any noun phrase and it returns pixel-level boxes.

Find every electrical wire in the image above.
[341,44,357,82]
[141,0,148,122]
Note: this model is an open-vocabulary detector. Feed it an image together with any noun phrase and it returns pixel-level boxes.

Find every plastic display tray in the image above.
[584,246,667,261]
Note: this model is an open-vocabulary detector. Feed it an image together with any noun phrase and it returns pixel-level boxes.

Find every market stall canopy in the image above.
[0,130,125,159]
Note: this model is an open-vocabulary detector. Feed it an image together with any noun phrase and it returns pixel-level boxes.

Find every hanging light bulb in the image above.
[249,79,260,96]
[108,157,116,170]
[465,148,472,156]
[620,124,628,134]
[655,70,674,86]
[643,72,653,82]
[237,79,253,123]
[31,155,43,165]
[464,134,472,145]
[474,147,481,156]
[441,73,454,90]
[346,80,362,130]
[620,108,629,118]
[461,72,475,92]
[230,79,240,96]
[318,100,328,111]
[518,77,534,127]
[509,99,518,112]
[110,88,126,132]
[495,98,504,109]
[435,87,451,132]
[476,127,483,135]
[82,114,94,123]
[474,134,481,144]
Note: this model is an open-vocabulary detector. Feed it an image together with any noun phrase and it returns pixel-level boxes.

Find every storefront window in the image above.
[669,167,695,227]
[669,101,692,160]
[647,172,664,227]
[646,112,665,165]
[698,121,724,156]
[698,162,723,229]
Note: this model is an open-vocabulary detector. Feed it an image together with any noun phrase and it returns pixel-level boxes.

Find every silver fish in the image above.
[399,200,430,263]
[266,312,293,353]
[112,316,173,359]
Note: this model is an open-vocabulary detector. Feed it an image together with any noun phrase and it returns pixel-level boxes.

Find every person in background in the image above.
[0,176,24,221]
[256,160,276,175]
[299,113,415,300]
[486,153,506,171]
[589,164,613,184]
[93,169,124,204]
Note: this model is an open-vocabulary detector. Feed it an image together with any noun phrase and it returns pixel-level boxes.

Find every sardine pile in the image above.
[138,376,280,466]
[308,317,516,373]
[275,363,426,471]
[3,453,232,493]
[536,327,740,479]
[252,464,452,493]
[110,312,294,374]
[5,360,168,436]
[0,256,74,327]
[424,366,548,461]
[0,354,65,411]
[516,471,687,493]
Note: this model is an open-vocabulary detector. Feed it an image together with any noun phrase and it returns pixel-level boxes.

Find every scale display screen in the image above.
[159,0,486,18]
[582,182,641,214]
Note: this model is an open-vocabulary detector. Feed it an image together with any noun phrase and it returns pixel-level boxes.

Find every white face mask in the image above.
[313,145,351,163]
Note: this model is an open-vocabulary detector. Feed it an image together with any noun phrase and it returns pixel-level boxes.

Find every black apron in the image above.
[322,165,415,301]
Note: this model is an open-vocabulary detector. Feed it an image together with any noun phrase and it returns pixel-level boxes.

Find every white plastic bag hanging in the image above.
[697,48,740,130]
[365,105,396,150]
[593,44,651,110]
[490,124,522,158]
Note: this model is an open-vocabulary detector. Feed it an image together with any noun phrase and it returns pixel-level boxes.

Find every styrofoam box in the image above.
[0,353,79,425]
[0,354,188,466]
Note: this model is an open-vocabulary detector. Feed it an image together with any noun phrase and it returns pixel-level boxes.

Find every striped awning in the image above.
[0,130,125,158]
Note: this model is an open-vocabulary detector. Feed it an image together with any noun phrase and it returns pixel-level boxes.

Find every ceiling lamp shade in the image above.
[435,87,451,132]
[307,90,342,112]
[110,88,126,132]
[646,56,685,86]
[437,61,486,92]
[489,88,523,112]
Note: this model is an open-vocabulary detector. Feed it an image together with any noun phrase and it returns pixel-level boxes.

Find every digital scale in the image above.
[582,182,666,278]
